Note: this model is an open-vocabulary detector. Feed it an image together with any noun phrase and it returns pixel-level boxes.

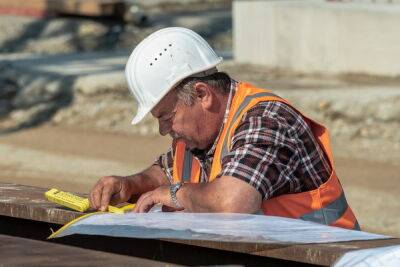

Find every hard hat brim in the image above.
[130,58,223,125]
[131,105,147,125]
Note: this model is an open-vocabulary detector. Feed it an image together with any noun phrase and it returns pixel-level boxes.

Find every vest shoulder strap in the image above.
[172,140,201,183]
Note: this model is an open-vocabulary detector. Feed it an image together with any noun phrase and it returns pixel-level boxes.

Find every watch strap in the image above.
[170,182,183,208]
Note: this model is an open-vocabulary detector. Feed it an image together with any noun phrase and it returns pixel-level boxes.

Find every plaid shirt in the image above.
[156,81,331,200]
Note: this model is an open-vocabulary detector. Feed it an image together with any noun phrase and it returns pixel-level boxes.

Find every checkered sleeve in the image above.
[219,101,331,200]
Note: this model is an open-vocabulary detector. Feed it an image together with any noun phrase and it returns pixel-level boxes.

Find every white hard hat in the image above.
[125,27,223,125]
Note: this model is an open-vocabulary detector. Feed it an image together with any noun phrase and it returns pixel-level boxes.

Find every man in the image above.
[89,27,359,230]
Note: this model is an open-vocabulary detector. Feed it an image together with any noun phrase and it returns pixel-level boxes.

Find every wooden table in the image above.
[1,182,399,266]
[0,234,179,267]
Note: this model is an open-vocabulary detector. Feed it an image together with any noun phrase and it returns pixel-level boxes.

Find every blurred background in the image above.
[0,0,399,236]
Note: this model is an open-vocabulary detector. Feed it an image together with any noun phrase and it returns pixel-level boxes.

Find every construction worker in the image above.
[89,27,360,230]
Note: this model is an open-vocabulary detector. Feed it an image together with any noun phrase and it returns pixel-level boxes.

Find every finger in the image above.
[137,195,157,213]
[89,181,100,209]
[133,191,153,213]
[88,192,95,210]
[132,193,147,212]
[100,186,113,211]
[109,178,128,205]
[90,185,103,210]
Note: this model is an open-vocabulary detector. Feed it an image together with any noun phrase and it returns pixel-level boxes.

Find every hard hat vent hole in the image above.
[159,53,162,56]
[155,58,157,61]
[169,44,172,47]
[164,48,167,51]
[150,63,153,66]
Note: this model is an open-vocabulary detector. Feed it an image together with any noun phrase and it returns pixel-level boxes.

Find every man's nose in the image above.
[158,121,171,136]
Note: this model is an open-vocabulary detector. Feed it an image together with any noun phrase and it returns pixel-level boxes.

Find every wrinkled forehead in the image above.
[151,89,178,117]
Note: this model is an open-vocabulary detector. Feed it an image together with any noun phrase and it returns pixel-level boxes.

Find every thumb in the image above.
[108,181,124,205]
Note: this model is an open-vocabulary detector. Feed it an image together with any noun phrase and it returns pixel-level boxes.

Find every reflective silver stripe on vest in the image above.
[220,91,278,161]
[300,191,349,226]
[182,148,193,182]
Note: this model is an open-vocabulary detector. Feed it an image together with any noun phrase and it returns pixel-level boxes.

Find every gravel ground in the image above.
[1,55,399,164]
[0,2,232,54]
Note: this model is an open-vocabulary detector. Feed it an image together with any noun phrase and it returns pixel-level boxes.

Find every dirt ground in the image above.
[0,125,398,237]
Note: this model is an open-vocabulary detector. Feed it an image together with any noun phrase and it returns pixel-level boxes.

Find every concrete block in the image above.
[233,0,400,76]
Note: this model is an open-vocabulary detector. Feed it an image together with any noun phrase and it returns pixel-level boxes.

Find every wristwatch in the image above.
[170,182,183,208]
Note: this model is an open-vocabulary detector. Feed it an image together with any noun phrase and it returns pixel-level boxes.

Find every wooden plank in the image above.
[0,182,83,225]
[169,238,400,266]
[0,216,310,267]
[0,234,176,266]
[0,0,125,17]
[1,182,399,266]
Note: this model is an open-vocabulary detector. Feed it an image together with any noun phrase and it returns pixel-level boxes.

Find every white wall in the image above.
[233,0,400,76]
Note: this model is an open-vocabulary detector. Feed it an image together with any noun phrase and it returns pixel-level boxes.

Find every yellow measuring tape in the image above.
[45,188,136,214]
[45,188,136,239]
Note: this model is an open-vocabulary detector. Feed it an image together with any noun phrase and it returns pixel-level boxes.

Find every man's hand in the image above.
[89,165,170,212]
[89,175,133,211]
[133,185,183,213]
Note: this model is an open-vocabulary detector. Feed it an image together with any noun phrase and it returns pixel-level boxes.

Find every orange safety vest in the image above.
[172,82,360,230]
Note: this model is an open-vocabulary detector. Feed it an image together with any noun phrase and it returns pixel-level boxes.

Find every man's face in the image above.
[151,89,210,150]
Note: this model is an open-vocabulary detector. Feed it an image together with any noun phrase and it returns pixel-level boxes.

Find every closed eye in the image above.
[160,112,175,122]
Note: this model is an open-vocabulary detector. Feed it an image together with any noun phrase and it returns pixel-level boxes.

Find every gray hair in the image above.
[174,72,231,105]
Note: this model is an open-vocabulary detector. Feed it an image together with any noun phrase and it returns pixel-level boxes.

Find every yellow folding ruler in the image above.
[45,188,135,214]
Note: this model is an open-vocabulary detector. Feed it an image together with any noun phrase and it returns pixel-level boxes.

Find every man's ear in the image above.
[194,82,213,109]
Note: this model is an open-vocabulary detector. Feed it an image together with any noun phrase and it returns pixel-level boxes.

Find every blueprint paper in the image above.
[51,213,389,244]
[334,245,400,267]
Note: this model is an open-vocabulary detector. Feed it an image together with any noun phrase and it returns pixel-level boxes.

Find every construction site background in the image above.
[0,0,399,237]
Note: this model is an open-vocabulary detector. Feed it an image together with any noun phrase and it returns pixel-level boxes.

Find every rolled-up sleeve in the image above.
[219,101,331,200]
